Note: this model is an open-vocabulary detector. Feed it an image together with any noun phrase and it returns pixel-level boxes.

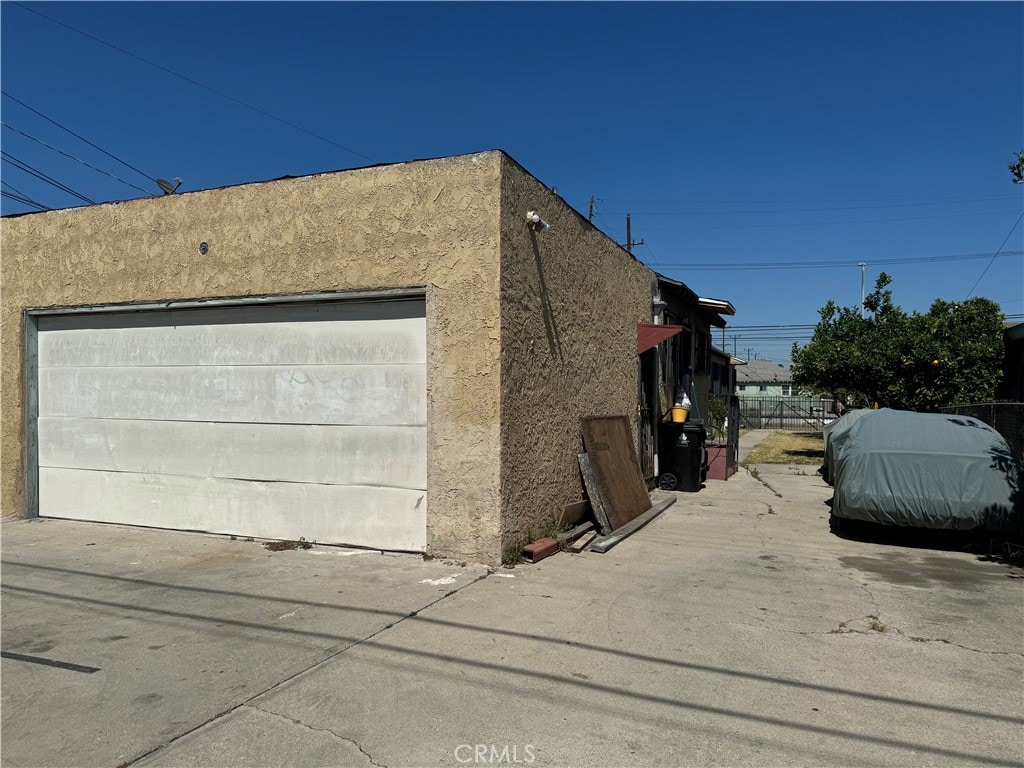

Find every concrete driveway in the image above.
[3,464,1022,767]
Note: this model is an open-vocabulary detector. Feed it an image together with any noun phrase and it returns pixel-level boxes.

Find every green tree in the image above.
[792,274,1004,412]
[1010,150,1024,184]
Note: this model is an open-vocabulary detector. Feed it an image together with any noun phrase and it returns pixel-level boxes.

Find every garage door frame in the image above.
[22,287,428,529]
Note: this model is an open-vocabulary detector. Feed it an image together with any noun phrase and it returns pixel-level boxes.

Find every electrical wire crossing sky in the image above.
[1,1,1021,363]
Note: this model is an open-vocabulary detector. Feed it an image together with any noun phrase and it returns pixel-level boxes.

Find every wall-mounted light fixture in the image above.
[652,296,668,314]
[526,210,551,233]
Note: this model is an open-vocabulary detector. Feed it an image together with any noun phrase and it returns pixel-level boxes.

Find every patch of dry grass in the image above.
[744,430,824,465]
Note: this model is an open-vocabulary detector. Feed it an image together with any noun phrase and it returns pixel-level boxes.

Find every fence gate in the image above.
[737,396,838,430]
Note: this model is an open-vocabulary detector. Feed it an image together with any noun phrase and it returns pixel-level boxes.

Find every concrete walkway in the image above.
[738,428,774,463]
[3,468,1022,768]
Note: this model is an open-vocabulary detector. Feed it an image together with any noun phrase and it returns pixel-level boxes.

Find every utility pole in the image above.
[746,347,753,361]
[624,213,644,254]
[588,195,595,223]
[859,262,866,318]
[733,336,738,357]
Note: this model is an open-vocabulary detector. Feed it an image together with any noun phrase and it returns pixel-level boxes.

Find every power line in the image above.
[1,180,51,210]
[640,209,1022,231]
[1,188,49,212]
[1,91,159,185]
[598,192,1024,204]
[1,150,96,205]
[650,249,1023,271]
[965,211,1024,299]
[605,196,1020,217]
[2,121,152,195]
[10,2,376,164]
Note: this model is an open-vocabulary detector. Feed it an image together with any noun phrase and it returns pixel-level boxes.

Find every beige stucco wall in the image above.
[497,156,656,555]
[1,152,504,562]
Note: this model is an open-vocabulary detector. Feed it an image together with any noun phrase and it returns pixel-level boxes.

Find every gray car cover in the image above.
[831,408,1022,532]
[821,408,871,485]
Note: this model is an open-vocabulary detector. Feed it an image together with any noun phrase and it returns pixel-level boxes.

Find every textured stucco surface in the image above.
[1,152,504,562]
[498,156,656,554]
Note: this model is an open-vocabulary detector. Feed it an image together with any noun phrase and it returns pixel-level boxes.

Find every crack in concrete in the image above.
[892,629,1024,657]
[725,619,1024,656]
[249,705,386,767]
[122,569,489,766]
[825,569,1020,655]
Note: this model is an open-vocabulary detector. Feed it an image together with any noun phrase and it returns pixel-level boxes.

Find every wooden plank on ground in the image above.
[580,415,651,530]
[589,497,676,554]
[578,453,612,534]
[559,500,591,528]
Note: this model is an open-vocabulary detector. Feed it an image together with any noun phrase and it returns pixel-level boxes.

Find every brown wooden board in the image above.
[559,500,591,528]
[580,415,651,531]
[589,497,675,553]
[578,453,613,534]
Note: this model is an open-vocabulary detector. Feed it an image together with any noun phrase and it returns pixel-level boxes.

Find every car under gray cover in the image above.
[829,408,1022,532]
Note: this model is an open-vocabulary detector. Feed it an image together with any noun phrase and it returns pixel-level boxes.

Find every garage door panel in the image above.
[38,316,426,368]
[38,417,427,489]
[39,365,426,425]
[35,299,428,551]
[39,468,428,551]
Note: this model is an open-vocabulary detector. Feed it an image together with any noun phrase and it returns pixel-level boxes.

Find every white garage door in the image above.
[35,299,427,551]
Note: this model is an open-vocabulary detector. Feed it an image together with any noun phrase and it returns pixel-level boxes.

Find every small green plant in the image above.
[502,532,529,566]
[868,616,889,633]
[298,537,315,550]
[229,535,237,541]
[747,466,783,498]
[245,537,254,542]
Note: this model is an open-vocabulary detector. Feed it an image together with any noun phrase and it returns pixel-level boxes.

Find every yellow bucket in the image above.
[670,407,689,423]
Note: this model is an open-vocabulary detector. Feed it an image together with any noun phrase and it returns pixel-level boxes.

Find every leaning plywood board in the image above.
[578,453,612,534]
[580,415,651,531]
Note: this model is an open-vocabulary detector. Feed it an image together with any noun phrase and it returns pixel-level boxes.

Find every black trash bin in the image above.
[658,419,707,492]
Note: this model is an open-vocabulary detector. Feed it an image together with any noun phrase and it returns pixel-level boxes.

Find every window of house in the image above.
[781,384,792,396]
[738,384,746,391]
[759,384,767,392]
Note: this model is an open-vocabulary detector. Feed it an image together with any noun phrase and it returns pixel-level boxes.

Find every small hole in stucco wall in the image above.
[199,242,209,255]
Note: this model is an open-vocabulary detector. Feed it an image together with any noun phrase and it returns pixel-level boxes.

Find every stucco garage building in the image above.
[1,151,732,563]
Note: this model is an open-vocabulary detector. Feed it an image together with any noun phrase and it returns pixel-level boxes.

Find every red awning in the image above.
[637,323,684,354]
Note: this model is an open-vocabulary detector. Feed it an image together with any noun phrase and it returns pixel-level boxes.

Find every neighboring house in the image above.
[634,276,736,481]
[1,150,736,564]
[735,360,796,398]
[709,346,741,397]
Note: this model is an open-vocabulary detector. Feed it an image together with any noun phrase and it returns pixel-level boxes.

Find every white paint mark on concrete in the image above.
[493,573,515,578]
[419,574,459,586]
[278,607,302,620]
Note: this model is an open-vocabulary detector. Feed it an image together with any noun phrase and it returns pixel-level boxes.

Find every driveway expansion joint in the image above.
[249,705,387,767]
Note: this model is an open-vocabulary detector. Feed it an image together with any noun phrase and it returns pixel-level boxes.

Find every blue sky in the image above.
[3,2,1022,363]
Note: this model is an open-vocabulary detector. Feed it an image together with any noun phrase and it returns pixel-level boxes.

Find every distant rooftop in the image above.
[735,359,791,384]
